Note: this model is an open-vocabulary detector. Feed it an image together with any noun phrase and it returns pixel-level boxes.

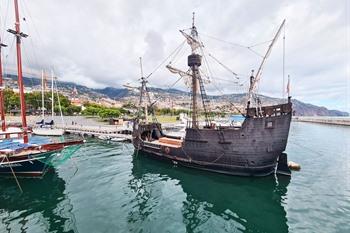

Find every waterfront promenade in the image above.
[5,115,132,137]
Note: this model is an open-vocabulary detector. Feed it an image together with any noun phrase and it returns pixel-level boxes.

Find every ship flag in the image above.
[286,75,290,97]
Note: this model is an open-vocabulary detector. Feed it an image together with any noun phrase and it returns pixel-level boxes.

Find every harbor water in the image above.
[0,121,349,233]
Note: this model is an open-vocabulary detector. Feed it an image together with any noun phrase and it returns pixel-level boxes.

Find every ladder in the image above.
[198,75,212,126]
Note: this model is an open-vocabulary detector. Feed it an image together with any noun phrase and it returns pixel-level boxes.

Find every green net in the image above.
[47,145,82,167]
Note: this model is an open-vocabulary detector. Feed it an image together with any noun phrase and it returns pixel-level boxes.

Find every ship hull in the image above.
[0,150,58,177]
[133,103,292,177]
[0,140,84,177]
[136,150,277,176]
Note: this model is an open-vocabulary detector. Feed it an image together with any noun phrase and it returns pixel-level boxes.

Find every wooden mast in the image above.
[0,38,7,132]
[247,20,285,108]
[188,12,200,128]
[139,57,148,124]
[51,70,54,118]
[41,70,45,120]
[8,0,29,143]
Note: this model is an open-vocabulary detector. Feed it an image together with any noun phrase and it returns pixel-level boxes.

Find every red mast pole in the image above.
[12,0,28,143]
[0,40,7,132]
[0,44,6,132]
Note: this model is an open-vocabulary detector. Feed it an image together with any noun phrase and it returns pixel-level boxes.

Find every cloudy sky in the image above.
[0,0,348,112]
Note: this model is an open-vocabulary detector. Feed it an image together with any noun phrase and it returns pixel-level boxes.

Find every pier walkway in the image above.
[56,125,132,139]
[6,115,133,139]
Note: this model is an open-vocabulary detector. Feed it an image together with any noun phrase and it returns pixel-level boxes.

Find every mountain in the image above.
[5,74,348,116]
[95,86,348,116]
[290,99,348,116]
[94,87,129,98]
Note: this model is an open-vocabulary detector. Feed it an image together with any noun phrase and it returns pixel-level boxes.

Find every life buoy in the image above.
[164,147,170,154]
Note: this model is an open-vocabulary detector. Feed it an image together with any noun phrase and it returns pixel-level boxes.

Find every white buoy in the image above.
[288,161,301,171]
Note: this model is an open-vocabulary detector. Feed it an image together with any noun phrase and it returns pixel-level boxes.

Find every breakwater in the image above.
[293,116,350,126]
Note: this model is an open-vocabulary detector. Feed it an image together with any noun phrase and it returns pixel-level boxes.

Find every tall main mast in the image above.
[187,12,201,128]
[8,0,29,143]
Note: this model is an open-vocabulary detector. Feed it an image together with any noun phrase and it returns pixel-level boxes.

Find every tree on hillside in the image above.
[3,88,80,115]
[98,108,121,119]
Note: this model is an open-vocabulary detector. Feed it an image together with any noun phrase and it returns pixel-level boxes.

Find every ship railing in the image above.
[246,102,292,118]
[143,141,161,150]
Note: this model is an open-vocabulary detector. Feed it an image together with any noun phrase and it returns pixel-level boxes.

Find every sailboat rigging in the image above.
[0,0,83,178]
[32,70,65,136]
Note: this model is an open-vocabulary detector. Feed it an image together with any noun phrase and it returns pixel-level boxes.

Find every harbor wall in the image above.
[293,116,350,126]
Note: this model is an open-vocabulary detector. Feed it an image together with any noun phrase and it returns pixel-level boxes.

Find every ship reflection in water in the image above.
[0,170,77,233]
[130,154,290,233]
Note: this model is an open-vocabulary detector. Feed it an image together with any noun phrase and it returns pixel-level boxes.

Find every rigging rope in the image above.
[54,78,64,126]
[247,47,264,58]
[208,53,238,78]
[248,39,274,48]
[199,32,272,58]
[146,40,186,79]
[199,33,247,48]
[198,40,245,116]
[0,0,10,41]
[2,36,15,77]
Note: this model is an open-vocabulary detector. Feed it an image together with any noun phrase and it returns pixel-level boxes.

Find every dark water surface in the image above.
[0,122,349,232]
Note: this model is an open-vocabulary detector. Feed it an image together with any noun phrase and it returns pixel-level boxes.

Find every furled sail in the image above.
[180,30,202,51]
[166,65,190,77]
[166,65,192,87]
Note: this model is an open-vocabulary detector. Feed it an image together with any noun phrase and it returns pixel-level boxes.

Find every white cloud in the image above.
[0,0,348,111]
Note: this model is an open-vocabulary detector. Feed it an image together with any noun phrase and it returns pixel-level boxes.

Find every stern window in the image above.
[265,121,274,128]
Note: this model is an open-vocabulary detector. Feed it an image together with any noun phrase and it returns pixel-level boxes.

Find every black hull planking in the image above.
[136,150,277,177]
[133,103,292,177]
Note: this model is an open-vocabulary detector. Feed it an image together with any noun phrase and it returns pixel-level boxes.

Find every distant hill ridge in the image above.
[93,86,348,116]
[7,75,349,117]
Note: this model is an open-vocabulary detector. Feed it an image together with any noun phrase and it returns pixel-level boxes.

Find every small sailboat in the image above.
[110,137,128,142]
[98,134,111,141]
[32,70,65,136]
[0,0,83,178]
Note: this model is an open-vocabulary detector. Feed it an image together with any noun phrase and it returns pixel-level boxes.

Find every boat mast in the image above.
[8,0,29,143]
[0,39,7,132]
[247,20,285,111]
[188,12,200,128]
[51,70,54,118]
[41,70,45,120]
[139,57,148,124]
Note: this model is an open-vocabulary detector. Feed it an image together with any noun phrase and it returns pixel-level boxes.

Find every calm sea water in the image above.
[0,122,349,233]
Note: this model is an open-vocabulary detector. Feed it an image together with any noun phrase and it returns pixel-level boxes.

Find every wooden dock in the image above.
[55,125,133,139]
[293,116,350,126]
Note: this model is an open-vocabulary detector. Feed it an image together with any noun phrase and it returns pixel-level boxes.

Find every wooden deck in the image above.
[144,137,183,149]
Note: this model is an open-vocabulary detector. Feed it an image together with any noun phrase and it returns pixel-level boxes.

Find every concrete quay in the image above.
[6,115,133,138]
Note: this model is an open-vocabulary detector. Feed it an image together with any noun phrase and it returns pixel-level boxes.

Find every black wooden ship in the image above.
[132,15,292,176]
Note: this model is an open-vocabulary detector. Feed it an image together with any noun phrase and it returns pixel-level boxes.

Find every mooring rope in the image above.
[5,154,23,193]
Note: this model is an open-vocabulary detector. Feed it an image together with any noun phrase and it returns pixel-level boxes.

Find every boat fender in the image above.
[165,147,170,154]
[288,161,301,171]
